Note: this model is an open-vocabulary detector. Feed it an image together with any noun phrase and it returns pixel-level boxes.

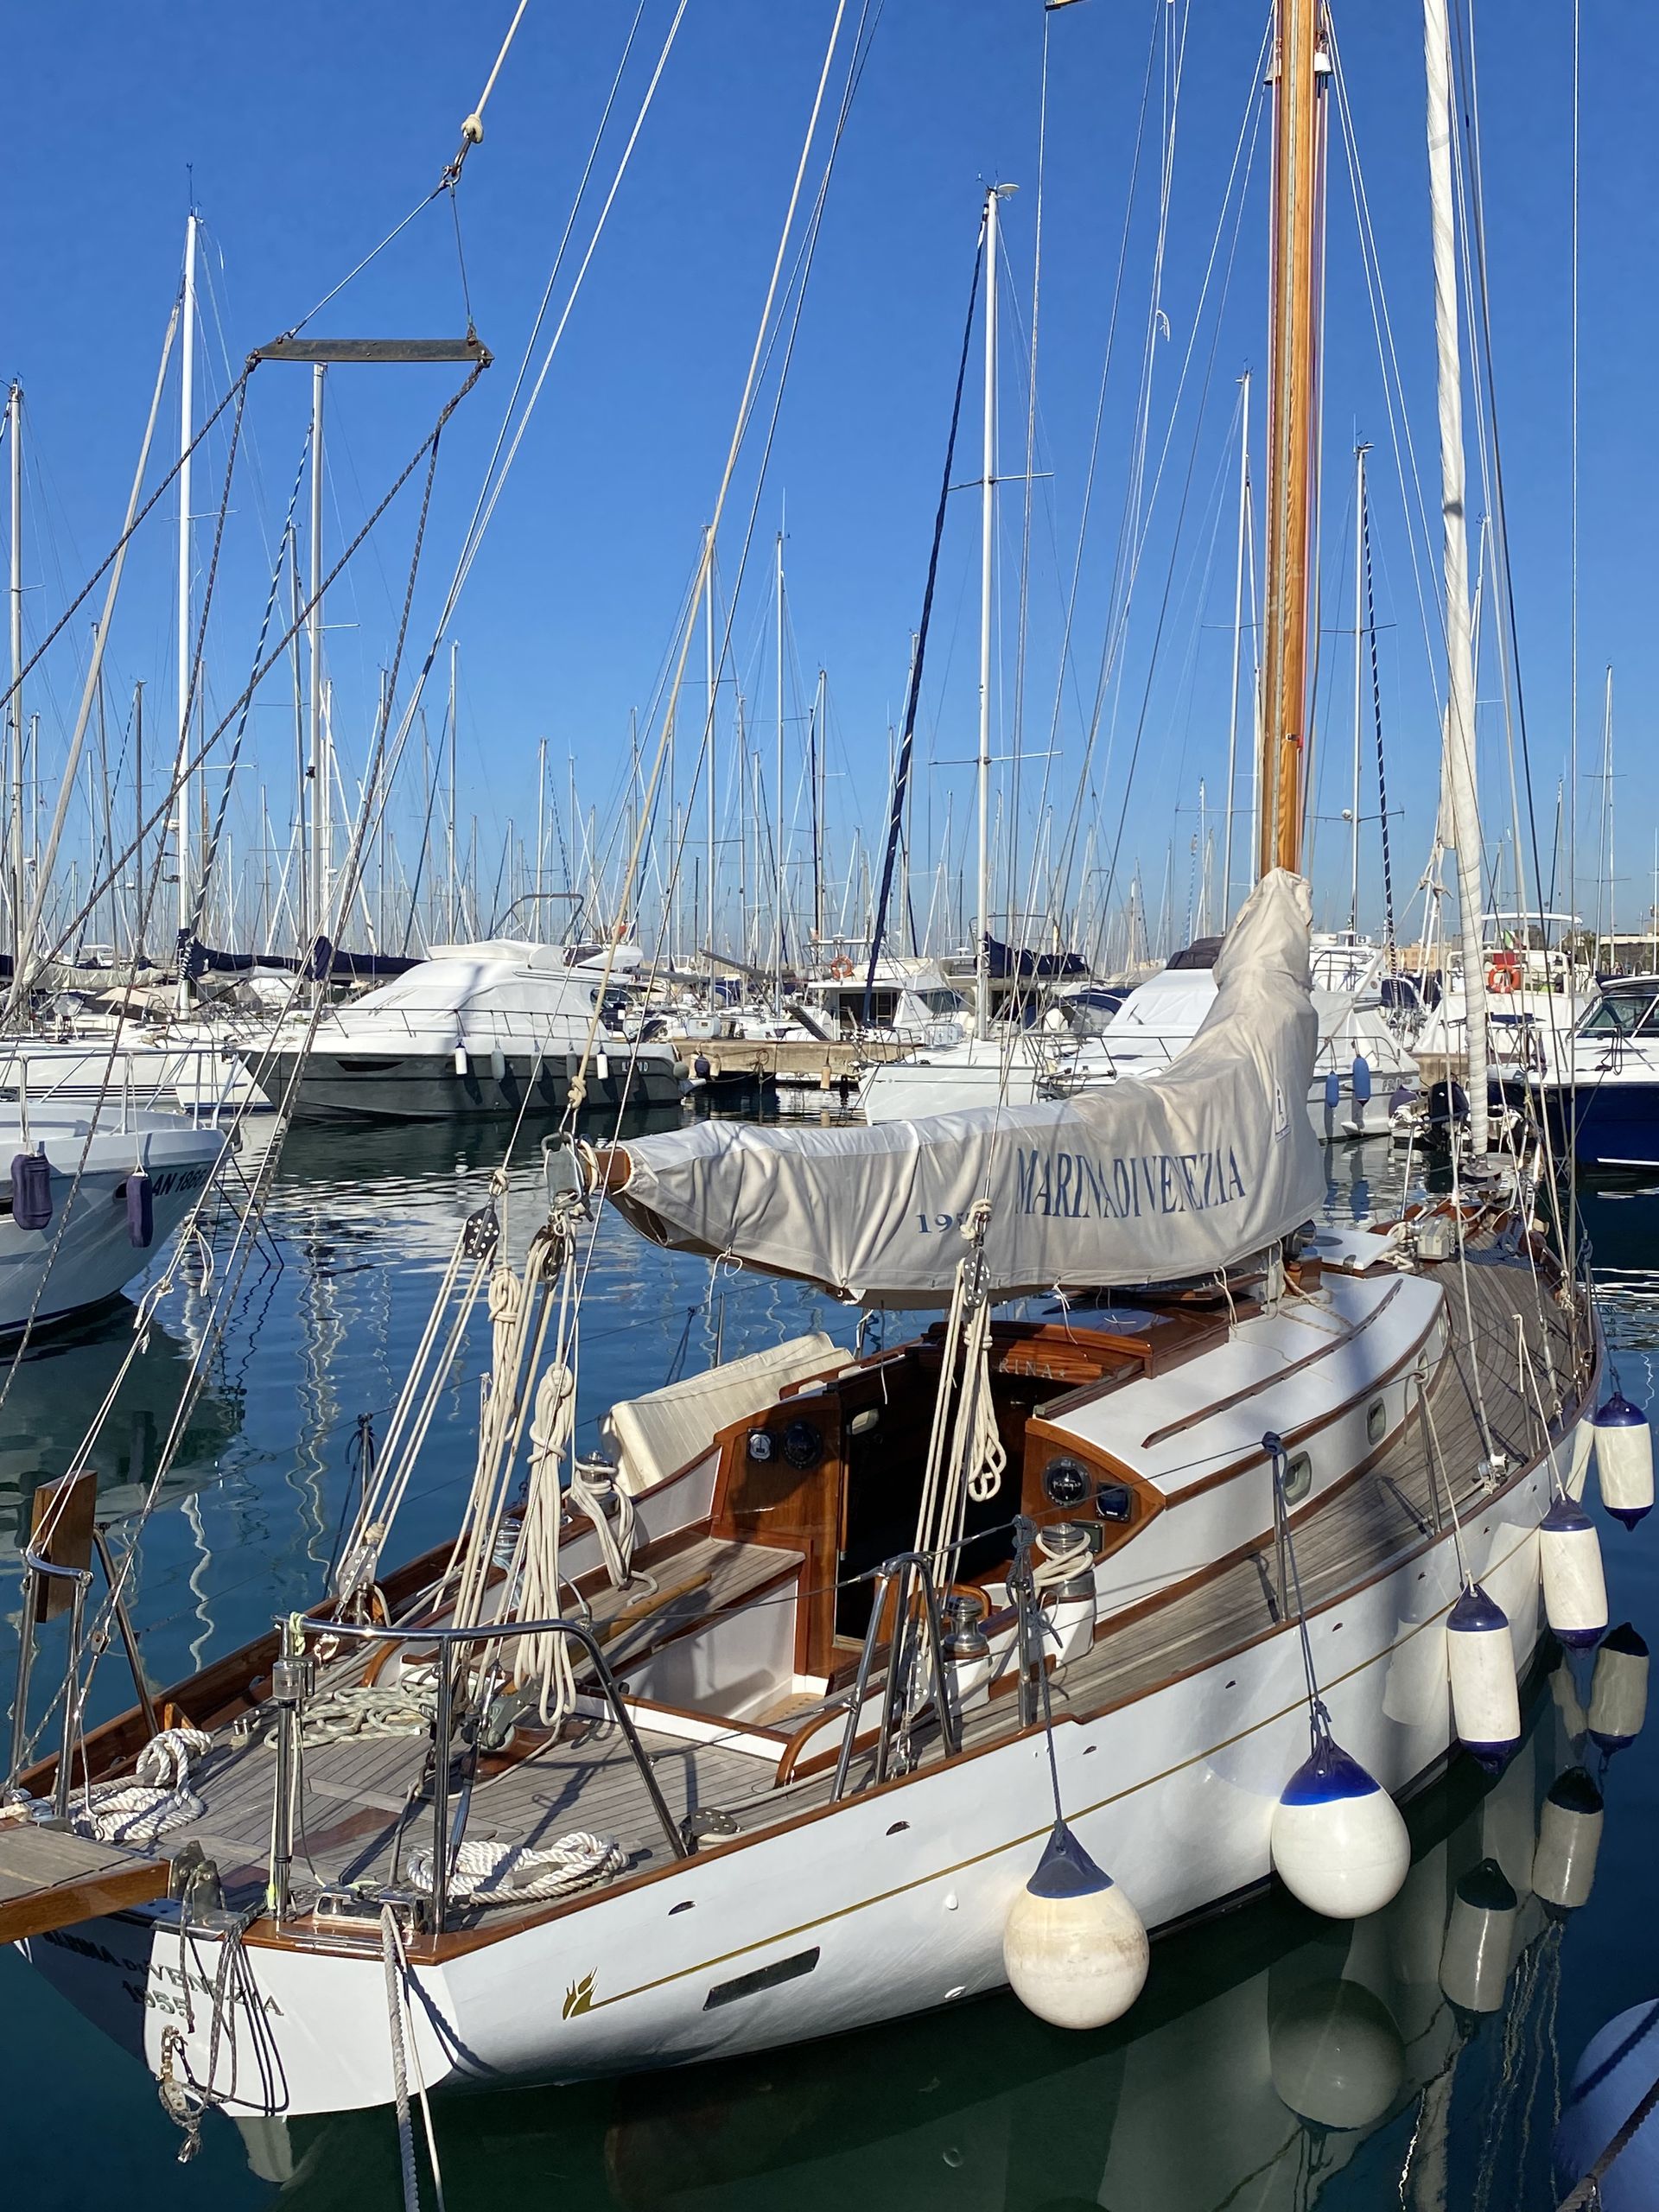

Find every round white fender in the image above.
[1439,1857,1519,2017]
[1002,1821,1149,2031]
[1271,1736,1410,1920]
[1592,1392,1654,1530]
[1590,1622,1650,1751]
[1446,1582,1521,1771]
[1540,1494,1609,1649]
[1269,1979,1406,2131]
[1533,1766,1605,1915]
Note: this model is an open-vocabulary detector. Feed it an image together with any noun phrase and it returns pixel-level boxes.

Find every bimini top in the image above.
[603,871,1324,1306]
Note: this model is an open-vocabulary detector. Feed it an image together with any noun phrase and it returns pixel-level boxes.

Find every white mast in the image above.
[704,524,716,969]
[976,184,1015,1041]
[308,364,328,947]
[7,383,22,964]
[175,210,198,945]
[774,525,785,1009]
[448,640,459,941]
[1221,369,1249,928]
[1424,0,1490,1154]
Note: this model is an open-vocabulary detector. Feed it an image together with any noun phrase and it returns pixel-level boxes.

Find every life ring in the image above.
[830,957,855,980]
[1485,952,1522,995]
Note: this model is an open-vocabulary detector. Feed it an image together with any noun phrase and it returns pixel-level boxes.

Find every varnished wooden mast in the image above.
[1258,0,1328,880]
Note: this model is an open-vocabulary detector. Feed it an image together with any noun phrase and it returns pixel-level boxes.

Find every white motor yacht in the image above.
[238,940,685,1123]
[0,1108,226,1333]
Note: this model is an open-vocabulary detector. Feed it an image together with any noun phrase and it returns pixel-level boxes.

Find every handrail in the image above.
[288,1608,690,1932]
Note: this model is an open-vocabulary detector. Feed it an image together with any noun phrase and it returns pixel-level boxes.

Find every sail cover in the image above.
[607,870,1325,1306]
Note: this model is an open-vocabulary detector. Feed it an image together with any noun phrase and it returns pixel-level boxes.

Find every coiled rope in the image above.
[62,1726,213,1847]
[404,1829,625,1904]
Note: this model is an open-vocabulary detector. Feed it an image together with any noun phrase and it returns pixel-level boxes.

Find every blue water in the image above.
[3,1129,1657,2210]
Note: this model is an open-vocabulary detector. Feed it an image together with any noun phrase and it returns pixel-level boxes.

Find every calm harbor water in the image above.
[3,1119,1657,2211]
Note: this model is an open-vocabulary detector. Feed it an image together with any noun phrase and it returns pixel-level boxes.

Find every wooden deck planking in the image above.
[0,1821,172,1942]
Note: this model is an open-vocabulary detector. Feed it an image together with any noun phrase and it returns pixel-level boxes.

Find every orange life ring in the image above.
[830,957,855,980]
[1485,953,1521,995]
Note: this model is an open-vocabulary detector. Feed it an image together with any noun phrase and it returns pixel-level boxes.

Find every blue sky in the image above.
[4,2,1656,957]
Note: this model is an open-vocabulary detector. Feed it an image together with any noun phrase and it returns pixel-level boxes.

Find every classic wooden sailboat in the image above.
[0,0,1637,2152]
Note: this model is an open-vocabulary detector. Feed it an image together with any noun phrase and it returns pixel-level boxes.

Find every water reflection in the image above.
[264,1670,1619,2211]
[0,1306,241,1572]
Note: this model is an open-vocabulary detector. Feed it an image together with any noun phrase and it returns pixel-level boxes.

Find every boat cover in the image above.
[606,871,1324,1306]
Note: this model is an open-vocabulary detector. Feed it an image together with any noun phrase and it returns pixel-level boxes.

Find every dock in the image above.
[671,1034,907,1091]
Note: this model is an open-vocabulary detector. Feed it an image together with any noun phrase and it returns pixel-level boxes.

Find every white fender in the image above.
[1446,1583,1521,1770]
[1592,1392,1654,1529]
[1003,1821,1149,2031]
[1540,1495,1609,1649]
[1271,1736,1411,1920]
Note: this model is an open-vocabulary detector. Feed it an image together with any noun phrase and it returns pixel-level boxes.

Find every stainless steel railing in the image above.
[284,1611,690,1933]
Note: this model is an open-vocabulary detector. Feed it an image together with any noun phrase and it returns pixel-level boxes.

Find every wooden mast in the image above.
[1258,0,1328,880]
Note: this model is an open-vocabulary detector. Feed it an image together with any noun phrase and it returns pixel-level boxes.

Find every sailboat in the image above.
[0,0,1624,2144]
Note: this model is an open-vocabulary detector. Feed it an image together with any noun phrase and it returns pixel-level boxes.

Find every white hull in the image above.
[0,1115,226,1332]
[26,1422,1560,2113]
[0,1034,265,1120]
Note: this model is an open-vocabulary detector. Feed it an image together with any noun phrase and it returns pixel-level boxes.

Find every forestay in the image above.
[605,870,1325,1306]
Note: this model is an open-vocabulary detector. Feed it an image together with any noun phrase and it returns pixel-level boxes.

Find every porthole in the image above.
[782,1419,823,1470]
[1282,1451,1313,1506]
[1042,1457,1091,1510]
[1367,1398,1387,1446]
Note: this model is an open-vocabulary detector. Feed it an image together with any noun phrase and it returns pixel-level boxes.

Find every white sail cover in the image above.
[607,870,1324,1306]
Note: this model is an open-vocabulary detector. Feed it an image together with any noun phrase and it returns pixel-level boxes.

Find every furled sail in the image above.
[605,870,1324,1306]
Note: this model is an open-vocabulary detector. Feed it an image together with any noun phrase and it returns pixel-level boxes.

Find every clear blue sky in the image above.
[4,2,1656,954]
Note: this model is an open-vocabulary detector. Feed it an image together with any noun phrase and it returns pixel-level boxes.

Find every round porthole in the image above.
[1283,1451,1313,1506]
[782,1419,823,1470]
[1042,1457,1091,1510]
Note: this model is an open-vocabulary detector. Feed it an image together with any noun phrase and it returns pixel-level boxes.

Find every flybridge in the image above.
[1014,1145,1249,1223]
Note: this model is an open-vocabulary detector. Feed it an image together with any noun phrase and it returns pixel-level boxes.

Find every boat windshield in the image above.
[1580,992,1659,1037]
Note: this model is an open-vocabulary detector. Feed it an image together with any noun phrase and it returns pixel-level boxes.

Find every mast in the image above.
[774,526,785,1008]
[308,364,328,948]
[176,210,198,947]
[1221,369,1250,925]
[1424,0,1490,1154]
[1257,0,1326,880]
[976,184,1016,1039]
[448,642,459,940]
[704,524,716,969]
[7,383,22,967]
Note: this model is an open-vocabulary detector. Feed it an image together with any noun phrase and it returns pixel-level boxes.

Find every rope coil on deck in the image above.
[67,1726,213,1847]
[404,1829,625,1904]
